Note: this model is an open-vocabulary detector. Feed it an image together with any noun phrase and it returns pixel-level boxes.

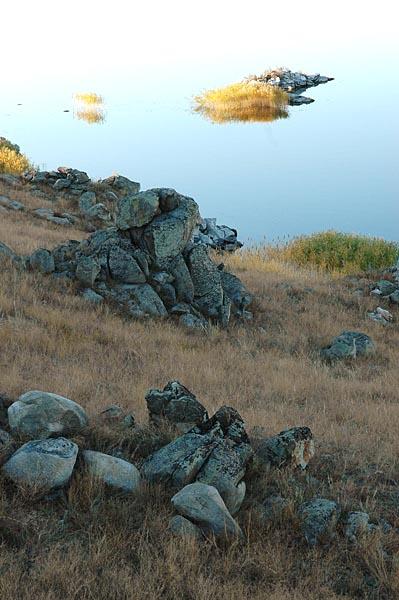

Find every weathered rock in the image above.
[0,241,19,264]
[101,175,140,196]
[76,255,101,286]
[0,195,24,211]
[99,404,125,421]
[81,288,104,304]
[150,188,181,212]
[0,429,16,466]
[220,270,252,314]
[245,68,333,105]
[298,498,340,546]
[116,191,159,229]
[107,283,167,318]
[171,483,242,539]
[169,254,195,303]
[29,248,55,274]
[8,390,88,439]
[2,437,78,492]
[259,495,289,523]
[371,280,397,296]
[345,511,375,542]
[169,515,203,539]
[82,450,141,492]
[108,246,146,283]
[192,218,242,252]
[32,207,75,226]
[367,306,393,325]
[256,427,314,470]
[79,191,97,214]
[390,290,399,304]
[145,381,208,432]
[321,331,375,361]
[54,178,71,190]
[179,313,208,331]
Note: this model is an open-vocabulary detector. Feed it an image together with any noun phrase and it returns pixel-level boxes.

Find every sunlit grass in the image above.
[194,82,289,124]
[0,138,33,175]
[74,92,104,105]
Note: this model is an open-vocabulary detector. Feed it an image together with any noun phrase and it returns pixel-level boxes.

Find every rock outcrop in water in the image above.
[245,68,334,105]
[20,187,252,327]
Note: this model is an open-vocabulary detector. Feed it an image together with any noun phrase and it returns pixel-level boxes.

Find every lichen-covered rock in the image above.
[371,280,397,296]
[101,175,140,196]
[75,255,101,286]
[321,331,375,361]
[0,429,16,466]
[150,188,181,212]
[345,511,374,542]
[298,498,340,546]
[108,246,146,283]
[79,191,97,213]
[171,483,242,539]
[179,313,208,331]
[256,427,314,469]
[8,390,88,439]
[168,515,203,540]
[220,270,252,315]
[29,248,55,274]
[2,437,78,492]
[82,450,141,492]
[116,191,159,229]
[145,381,208,432]
[104,283,167,318]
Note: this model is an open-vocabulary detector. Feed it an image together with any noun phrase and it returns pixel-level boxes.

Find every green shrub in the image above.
[280,231,398,274]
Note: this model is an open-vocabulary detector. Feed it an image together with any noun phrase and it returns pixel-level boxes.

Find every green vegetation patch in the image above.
[279,231,399,274]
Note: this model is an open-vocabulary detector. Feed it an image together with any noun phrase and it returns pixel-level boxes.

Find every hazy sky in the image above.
[4,0,398,79]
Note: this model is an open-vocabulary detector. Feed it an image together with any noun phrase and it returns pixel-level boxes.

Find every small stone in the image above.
[169,515,203,540]
[298,498,340,546]
[345,511,374,542]
[321,331,375,361]
[82,450,141,493]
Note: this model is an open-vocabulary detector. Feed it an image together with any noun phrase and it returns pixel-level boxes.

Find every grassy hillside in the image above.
[0,183,399,598]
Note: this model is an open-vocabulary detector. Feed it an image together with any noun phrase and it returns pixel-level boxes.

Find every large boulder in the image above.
[321,331,375,361]
[145,381,208,432]
[256,427,314,470]
[2,437,78,492]
[116,191,159,229]
[29,248,55,274]
[8,390,88,439]
[82,450,141,492]
[171,483,242,539]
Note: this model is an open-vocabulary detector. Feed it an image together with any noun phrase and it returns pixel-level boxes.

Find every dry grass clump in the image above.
[0,214,399,598]
[74,92,104,105]
[194,82,289,123]
[0,139,33,175]
[75,108,106,124]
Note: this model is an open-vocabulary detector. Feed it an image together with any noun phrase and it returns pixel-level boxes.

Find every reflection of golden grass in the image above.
[75,108,106,124]
[195,82,289,124]
[74,92,104,105]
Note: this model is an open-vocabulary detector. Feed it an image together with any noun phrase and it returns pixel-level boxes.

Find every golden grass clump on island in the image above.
[0,138,33,175]
[74,92,104,105]
[1,182,399,598]
[194,82,289,123]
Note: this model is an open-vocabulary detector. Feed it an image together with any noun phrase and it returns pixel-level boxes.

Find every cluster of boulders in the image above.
[245,68,334,105]
[0,380,390,546]
[1,187,252,328]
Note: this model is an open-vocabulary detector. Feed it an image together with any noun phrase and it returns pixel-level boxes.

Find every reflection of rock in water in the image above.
[75,108,106,124]
[196,103,288,124]
[73,92,105,125]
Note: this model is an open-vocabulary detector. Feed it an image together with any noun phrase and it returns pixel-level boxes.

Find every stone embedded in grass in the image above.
[145,380,208,432]
[368,307,393,325]
[259,495,289,524]
[168,515,203,540]
[81,288,104,304]
[2,437,78,493]
[298,498,340,546]
[345,511,375,542]
[321,331,375,361]
[29,248,55,274]
[8,390,88,439]
[256,426,314,470]
[171,482,242,540]
[390,290,399,304]
[116,191,160,229]
[82,450,141,493]
[0,195,24,211]
[371,280,397,297]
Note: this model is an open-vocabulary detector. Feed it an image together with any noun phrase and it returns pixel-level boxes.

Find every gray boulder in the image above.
[371,280,397,296]
[0,241,20,264]
[8,390,88,439]
[321,331,375,361]
[107,283,167,318]
[0,429,16,466]
[116,191,159,229]
[79,191,97,213]
[2,437,78,492]
[390,290,399,304]
[29,248,55,274]
[76,255,101,286]
[179,313,208,331]
[108,246,146,283]
[345,511,375,542]
[81,288,104,304]
[298,498,340,546]
[169,254,195,303]
[171,483,242,539]
[259,495,289,524]
[82,450,141,492]
[150,188,181,212]
[256,427,314,469]
[145,381,208,432]
[0,195,24,211]
[168,515,203,540]
[101,175,140,196]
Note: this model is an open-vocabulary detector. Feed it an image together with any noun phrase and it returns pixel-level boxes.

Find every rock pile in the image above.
[245,68,334,105]
[26,189,252,327]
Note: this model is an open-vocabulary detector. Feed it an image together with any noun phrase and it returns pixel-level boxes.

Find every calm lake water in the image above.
[1,49,398,244]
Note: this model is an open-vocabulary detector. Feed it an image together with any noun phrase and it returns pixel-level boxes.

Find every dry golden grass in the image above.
[74,92,104,105]
[0,209,399,598]
[194,82,289,123]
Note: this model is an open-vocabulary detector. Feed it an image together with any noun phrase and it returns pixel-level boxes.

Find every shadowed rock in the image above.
[169,515,203,540]
[298,498,340,546]
[82,450,141,492]
[146,381,208,432]
[256,427,314,469]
